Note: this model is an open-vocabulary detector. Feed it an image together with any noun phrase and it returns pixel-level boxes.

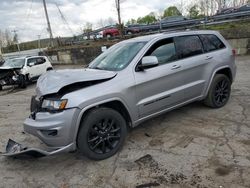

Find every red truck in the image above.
[102,27,120,38]
[102,26,140,38]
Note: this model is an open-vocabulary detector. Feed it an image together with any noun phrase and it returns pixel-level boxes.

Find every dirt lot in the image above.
[0,56,249,188]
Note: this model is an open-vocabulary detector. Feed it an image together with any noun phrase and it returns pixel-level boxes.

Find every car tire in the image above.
[127,31,132,35]
[204,74,231,108]
[0,85,2,91]
[106,34,112,38]
[18,74,26,89]
[77,107,127,160]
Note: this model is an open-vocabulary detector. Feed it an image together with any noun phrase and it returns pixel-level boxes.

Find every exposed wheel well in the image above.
[47,67,53,71]
[80,100,132,127]
[215,68,233,82]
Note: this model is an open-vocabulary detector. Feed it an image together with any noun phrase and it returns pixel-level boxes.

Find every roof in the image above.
[126,30,219,43]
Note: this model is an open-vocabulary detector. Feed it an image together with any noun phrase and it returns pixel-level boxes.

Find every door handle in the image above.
[205,56,213,60]
[171,65,181,70]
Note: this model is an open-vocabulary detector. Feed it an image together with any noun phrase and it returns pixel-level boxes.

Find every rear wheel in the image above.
[77,107,127,160]
[204,74,231,108]
[106,34,112,38]
[0,85,2,91]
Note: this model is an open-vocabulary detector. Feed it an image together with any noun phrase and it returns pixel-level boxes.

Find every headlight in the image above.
[42,99,68,111]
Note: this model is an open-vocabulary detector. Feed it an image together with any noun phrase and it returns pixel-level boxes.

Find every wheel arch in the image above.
[46,67,53,71]
[74,98,133,141]
[205,66,233,96]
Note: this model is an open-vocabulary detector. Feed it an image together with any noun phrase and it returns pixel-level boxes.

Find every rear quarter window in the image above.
[174,35,203,59]
[200,34,226,52]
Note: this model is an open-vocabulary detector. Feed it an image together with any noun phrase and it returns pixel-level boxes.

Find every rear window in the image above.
[174,35,203,59]
[200,34,226,52]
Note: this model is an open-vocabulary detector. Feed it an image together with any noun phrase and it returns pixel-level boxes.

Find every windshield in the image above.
[3,58,25,68]
[88,42,146,71]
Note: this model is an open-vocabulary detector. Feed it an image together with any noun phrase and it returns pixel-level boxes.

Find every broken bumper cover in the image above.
[1,139,75,158]
[23,108,80,148]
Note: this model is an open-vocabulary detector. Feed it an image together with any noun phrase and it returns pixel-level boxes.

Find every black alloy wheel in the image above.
[87,118,121,154]
[77,107,127,160]
[204,74,231,108]
[214,79,230,106]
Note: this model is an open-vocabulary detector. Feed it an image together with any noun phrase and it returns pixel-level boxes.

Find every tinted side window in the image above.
[36,57,45,65]
[174,35,203,59]
[27,58,37,66]
[146,38,177,65]
[200,34,226,52]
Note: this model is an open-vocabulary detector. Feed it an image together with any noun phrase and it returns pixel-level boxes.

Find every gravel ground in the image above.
[0,56,249,188]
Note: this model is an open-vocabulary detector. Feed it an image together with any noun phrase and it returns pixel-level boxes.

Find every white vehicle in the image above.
[0,56,53,89]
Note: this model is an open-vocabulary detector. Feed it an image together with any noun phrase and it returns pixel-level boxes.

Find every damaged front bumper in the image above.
[24,108,80,147]
[1,105,81,158]
[1,139,75,158]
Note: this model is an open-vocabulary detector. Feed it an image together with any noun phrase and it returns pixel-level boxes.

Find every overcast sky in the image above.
[0,0,182,42]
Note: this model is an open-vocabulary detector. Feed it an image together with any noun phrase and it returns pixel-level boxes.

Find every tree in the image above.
[5,29,13,47]
[163,6,182,18]
[126,18,137,25]
[189,5,200,18]
[83,22,92,34]
[97,17,116,28]
[137,12,157,24]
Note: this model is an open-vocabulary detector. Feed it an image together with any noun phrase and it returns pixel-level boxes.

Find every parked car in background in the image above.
[236,3,250,12]
[17,30,236,161]
[102,27,120,38]
[103,25,141,38]
[0,56,53,90]
[125,25,141,35]
[160,16,187,23]
[216,7,237,15]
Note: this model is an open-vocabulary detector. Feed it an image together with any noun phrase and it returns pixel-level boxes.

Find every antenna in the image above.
[42,0,54,47]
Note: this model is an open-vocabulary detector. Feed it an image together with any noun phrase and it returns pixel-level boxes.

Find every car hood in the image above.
[36,68,117,97]
[0,66,21,70]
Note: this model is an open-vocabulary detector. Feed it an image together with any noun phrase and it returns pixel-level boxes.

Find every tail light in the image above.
[232,49,236,56]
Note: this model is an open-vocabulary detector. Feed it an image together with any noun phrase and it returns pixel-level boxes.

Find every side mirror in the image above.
[137,56,159,71]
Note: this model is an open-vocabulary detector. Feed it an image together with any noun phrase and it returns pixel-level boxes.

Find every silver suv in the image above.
[24,30,236,160]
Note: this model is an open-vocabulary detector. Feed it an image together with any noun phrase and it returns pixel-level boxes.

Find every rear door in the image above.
[27,57,46,78]
[34,57,46,76]
[26,58,39,78]
[172,35,208,101]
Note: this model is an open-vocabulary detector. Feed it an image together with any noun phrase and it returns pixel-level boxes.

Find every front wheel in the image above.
[204,74,231,108]
[18,75,26,88]
[77,107,127,160]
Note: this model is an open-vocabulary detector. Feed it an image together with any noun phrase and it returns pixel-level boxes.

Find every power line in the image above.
[55,3,75,36]
[25,0,34,23]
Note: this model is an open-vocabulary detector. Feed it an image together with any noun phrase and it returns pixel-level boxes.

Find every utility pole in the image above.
[11,30,20,53]
[42,0,54,47]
